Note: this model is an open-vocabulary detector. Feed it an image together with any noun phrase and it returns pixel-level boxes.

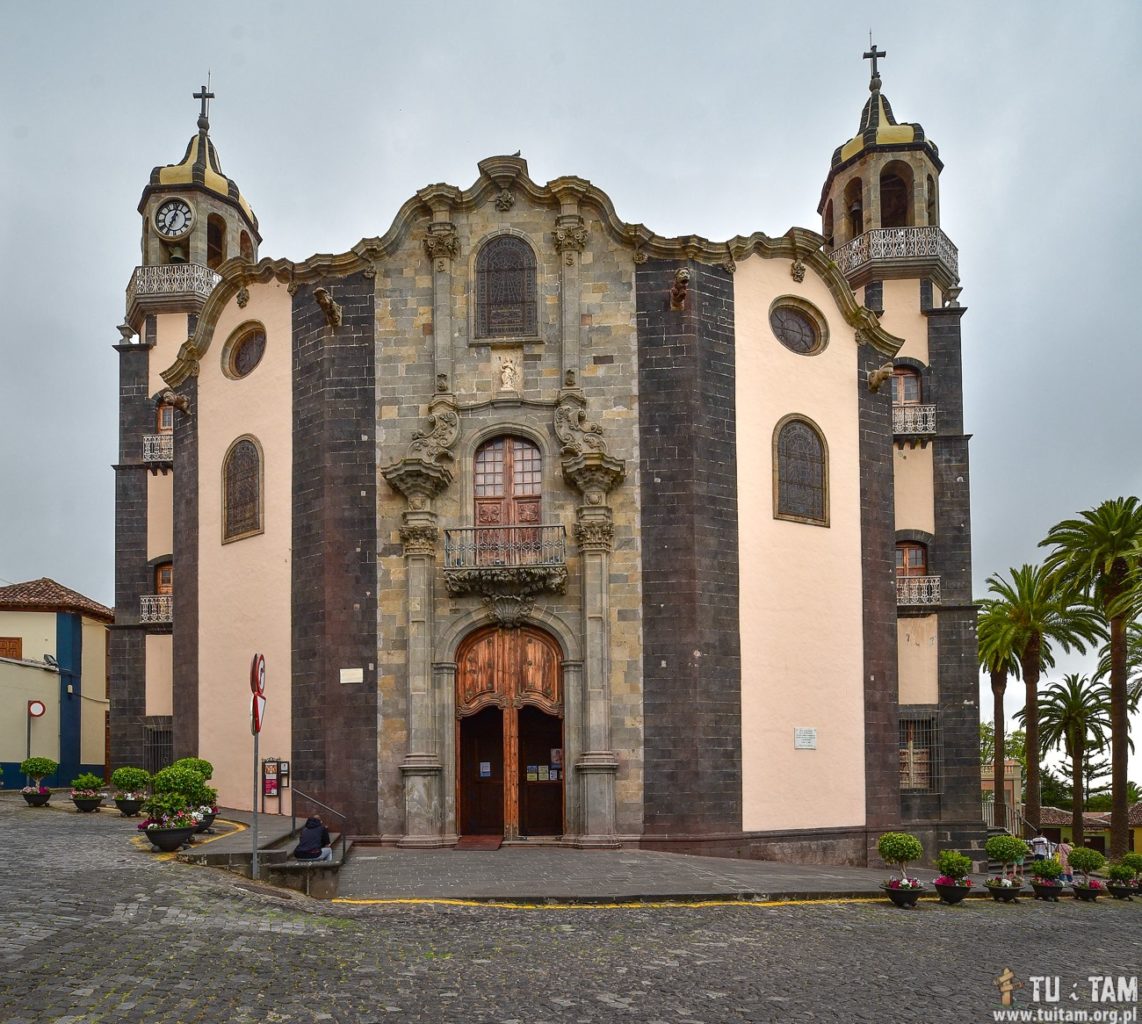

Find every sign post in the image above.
[26,699,46,764]
[250,654,266,880]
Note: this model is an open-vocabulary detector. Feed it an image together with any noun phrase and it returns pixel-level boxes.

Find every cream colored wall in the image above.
[735,256,866,832]
[879,278,928,364]
[897,616,939,704]
[893,446,935,535]
[197,282,293,812]
[0,611,56,661]
[80,617,108,766]
[146,634,173,717]
[0,661,59,763]
[148,472,174,560]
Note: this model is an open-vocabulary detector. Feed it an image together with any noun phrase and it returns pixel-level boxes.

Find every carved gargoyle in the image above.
[313,287,342,327]
[868,362,895,393]
[156,389,190,414]
[670,268,690,310]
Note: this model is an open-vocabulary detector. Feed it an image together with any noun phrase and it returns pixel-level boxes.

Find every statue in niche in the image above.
[499,354,520,392]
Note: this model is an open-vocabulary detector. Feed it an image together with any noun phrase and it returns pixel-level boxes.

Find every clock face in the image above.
[154,198,193,238]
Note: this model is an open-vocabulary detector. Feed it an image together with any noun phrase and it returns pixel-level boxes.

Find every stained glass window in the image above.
[476,236,537,338]
[775,419,826,524]
[228,327,266,378]
[224,438,262,541]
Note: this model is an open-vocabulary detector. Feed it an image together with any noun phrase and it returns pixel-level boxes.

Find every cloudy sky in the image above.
[2,3,1139,767]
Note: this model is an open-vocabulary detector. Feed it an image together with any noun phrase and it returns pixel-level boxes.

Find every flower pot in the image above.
[880,884,923,908]
[986,884,1024,903]
[22,792,51,807]
[1071,884,1102,902]
[1030,881,1063,902]
[195,812,216,834]
[115,798,144,817]
[72,797,103,813]
[933,882,972,905]
[1105,884,1133,901]
[144,826,195,852]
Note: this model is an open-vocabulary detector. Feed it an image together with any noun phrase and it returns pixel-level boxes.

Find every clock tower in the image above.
[111,88,259,774]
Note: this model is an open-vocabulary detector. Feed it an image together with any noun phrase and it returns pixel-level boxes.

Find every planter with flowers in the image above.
[1068,846,1105,902]
[933,850,975,905]
[877,831,926,908]
[984,834,1029,902]
[19,757,59,806]
[1105,862,1135,901]
[69,772,105,812]
[138,791,200,852]
[170,758,218,832]
[110,766,151,817]
[1029,856,1065,902]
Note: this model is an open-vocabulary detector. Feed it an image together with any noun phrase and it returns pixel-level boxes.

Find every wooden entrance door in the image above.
[456,625,563,839]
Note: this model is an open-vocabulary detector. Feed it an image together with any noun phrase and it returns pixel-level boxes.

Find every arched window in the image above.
[154,562,173,595]
[879,163,914,229]
[844,178,864,238]
[207,214,227,269]
[474,436,543,564]
[895,541,928,576]
[240,230,254,261]
[223,437,263,542]
[892,366,922,405]
[926,175,938,227]
[476,236,537,338]
[774,417,828,525]
[822,199,835,250]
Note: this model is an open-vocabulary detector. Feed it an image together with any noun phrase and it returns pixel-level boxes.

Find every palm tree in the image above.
[1041,497,1142,858]
[977,598,1021,832]
[1020,674,1110,847]
[984,564,1103,833]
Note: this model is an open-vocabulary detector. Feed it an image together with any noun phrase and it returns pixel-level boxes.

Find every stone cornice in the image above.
[163,159,903,387]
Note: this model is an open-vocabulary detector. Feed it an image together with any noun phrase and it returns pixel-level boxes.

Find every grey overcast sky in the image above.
[2,2,1140,767]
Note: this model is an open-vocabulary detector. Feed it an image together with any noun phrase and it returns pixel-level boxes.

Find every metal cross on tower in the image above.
[863,42,886,81]
[193,83,215,128]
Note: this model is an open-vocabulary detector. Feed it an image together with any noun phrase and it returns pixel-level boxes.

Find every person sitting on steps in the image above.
[293,815,333,863]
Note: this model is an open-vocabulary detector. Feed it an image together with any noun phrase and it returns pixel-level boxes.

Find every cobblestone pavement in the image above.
[4,796,1141,1024]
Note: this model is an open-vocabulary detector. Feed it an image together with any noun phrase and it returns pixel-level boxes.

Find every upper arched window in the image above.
[223,437,263,543]
[892,366,922,405]
[843,178,864,239]
[896,541,928,576]
[207,214,227,269]
[774,417,828,526]
[476,236,537,338]
[880,163,914,229]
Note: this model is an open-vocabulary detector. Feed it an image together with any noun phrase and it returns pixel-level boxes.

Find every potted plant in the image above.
[1121,852,1142,891]
[877,831,926,908]
[933,850,975,905]
[160,760,218,832]
[984,834,1029,902]
[1068,846,1106,901]
[1029,855,1065,901]
[19,757,59,806]
[138,793,200,852]
[1105,862,1135,901]
[110,766,151,816]
[69,772,105,812]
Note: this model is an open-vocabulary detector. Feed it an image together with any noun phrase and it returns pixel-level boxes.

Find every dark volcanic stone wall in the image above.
[637,260,742,836]
[172,375,198,759]
[291,273,379,833]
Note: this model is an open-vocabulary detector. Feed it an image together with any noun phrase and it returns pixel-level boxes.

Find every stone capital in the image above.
[574,510,615,553]
[383,458,453,504]
[424,222,460,263]
[398,512,439,556]
[552,213,588,254]
[562,450,625,503]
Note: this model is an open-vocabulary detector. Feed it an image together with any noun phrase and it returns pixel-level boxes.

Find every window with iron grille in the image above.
[774,417,828,525]
[476,236,537,338]
[143,719,173,776]
[223,436,262,542]
[899,710,941,793]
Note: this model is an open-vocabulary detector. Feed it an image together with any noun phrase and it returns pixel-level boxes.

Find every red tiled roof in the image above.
[0,578,113,622]
[1129,802,1142,826]
[1038,805,1112,828]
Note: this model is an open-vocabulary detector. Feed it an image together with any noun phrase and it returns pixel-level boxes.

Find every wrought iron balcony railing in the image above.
[443,524,568,597]
[892,404,937,435]
[830,226,959,286]
[142,434,174,462]
[896,575,941,607]
[125,263,221,323]
[140,595,173,624]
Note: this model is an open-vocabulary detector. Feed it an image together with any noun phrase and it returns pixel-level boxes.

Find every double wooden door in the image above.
[457,625,564,838]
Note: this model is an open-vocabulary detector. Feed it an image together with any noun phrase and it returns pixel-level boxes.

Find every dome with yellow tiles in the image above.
[829,64,940,171]
[138,108,259,235]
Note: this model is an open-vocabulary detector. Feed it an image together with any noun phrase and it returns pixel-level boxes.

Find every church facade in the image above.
[111,58,982,864]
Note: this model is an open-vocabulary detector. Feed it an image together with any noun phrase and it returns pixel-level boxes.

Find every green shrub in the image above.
[110,766,151,796]
[20,757,59,783]
[877,832,924,877]
[70,772,104,792]
[984,834,1029,869]
[1107,863,1135,884]
[936,850,973,881]
[145,791,191,820]
[1030,856,1064,882]
[152,763,215,809]
[1068,846,1105,883]
[171,757,214,781]
[1120,852,1142,878]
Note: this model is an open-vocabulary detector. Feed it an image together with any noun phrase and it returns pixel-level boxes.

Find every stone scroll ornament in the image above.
[407,408,461,465]
[382,401,462,505]
[554,397,608,457]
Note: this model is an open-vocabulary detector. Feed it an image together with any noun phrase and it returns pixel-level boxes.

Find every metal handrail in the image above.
[290,788,348,863]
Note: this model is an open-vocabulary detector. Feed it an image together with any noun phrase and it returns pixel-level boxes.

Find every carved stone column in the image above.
[558,396,625,847]
[418,184,462,395]
[382,398,460,846]
[551,199,588,387]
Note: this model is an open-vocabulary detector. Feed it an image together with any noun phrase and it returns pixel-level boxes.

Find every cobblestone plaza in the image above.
[4,798,1140,1023]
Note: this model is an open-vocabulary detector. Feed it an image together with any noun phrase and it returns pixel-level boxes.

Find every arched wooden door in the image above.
[456,625,563,839]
